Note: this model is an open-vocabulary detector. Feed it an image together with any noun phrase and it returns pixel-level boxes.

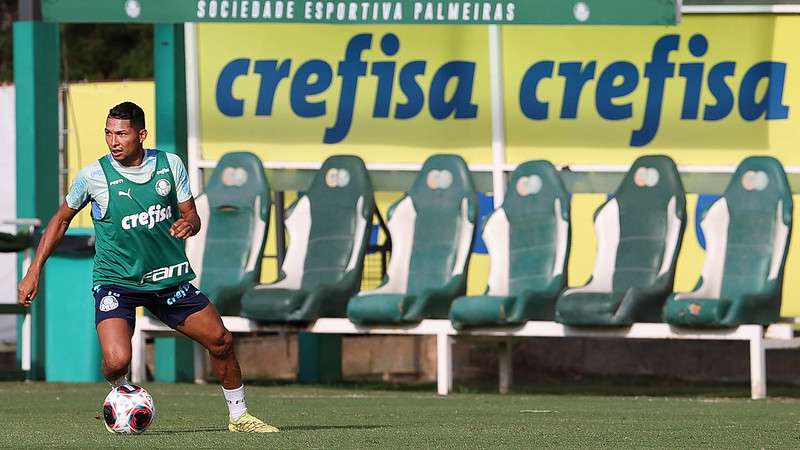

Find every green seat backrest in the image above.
[391,155,477,295]
[581,155,685,293]
[277,155,374,291]
[612,155,685,291]
[186,151,270,314]
[485,160,570,296]
[705,157,792,299]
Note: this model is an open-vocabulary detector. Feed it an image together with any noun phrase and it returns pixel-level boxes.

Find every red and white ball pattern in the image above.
[103,384,156,434]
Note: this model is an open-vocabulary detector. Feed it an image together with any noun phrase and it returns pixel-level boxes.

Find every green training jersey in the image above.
[92,150,195,291]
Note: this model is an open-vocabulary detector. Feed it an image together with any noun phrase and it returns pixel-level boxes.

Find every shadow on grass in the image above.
[144,425,389,434]
[145,427,228,435]
[455,376,800,399]
[242,376,800,399]
[281,424,390,431]
[243,379,440,393]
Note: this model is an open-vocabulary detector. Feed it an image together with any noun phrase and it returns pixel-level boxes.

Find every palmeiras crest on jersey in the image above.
[99,295,119,312]
[155,179,171,197]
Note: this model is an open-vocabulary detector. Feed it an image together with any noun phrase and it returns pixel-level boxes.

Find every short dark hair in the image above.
[108,101,146,130]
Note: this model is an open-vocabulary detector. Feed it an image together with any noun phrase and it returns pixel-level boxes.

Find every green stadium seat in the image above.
[186,151,271,316]
[347,154,478,324]
[664,157,792,327]
[449,160,570,329]
[555,155,686,326]
[240,155,375,322]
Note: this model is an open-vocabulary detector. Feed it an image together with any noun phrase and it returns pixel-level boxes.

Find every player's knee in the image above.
[103,351,131,375]
[207,329,233,358]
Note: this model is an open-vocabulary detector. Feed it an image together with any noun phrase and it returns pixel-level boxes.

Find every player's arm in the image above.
[17,202,81,306]
[170,198,201,240]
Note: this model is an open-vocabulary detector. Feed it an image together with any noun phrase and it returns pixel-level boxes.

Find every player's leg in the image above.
[175,303,241,389]
[94,286,137,387]
[94,286,140,434]
[176,304,278,432]
[150,283,278,432]
[97,318,133,385]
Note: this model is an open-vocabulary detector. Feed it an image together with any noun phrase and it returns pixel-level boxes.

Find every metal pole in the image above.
[21,241,32,374]
[274,192,286,271]
[18,0,42,21]
[14,14,60,381]
[154,24,193,382]
[183,23,203,196]
[488,25,507,207]
[436,333,453,395]
[498,337,512,394]
[130,320,144,383]
[8,220,41,376]
[749,329,767,400]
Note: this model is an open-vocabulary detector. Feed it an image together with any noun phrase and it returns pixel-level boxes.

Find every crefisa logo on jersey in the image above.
[121,204,173,230]
[155,179,172,197]
[99,295,119,312]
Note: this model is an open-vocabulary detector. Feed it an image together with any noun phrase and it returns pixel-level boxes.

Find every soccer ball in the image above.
[102,384,156,434]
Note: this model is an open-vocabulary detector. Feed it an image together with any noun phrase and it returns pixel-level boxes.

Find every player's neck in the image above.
[117,147,146,167]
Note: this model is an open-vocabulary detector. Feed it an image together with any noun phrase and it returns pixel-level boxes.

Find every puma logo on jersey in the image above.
[118,188,132,199]
[121,204,173,230]
[110,179,124,186]
[141,261,190,283]
[156,168,170,175]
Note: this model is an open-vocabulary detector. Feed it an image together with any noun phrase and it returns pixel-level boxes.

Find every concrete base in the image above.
[191,336,800,387]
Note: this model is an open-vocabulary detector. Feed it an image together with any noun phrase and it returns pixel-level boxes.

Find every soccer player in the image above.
[17,102,278,433]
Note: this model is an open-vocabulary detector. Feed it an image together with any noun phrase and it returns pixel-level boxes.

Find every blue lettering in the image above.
[429,62,478,120]
[704,62,735,121]
[739,62,789,121]
[519,61,554,120]
[510,32,789,146]
[630,35,679,147]
[395,61,426,119]
[324,34,372,144]
[372,62,395,118]
[595,61,638,120]
[290,60,332,118]
[215,32,793,148]
[254,60,291,116]
[372,34,400,118]
[216,58,250,117]
[559,61,595,119]
[678,34,707,119]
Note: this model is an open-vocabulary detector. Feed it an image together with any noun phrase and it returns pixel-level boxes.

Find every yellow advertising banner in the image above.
[198,15,800,166]
[197,23,493,163]
[504,15,800,165]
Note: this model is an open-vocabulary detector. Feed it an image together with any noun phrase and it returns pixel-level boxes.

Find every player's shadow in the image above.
[281,425,389,431]
[144,425,389,434]
[145,427,228,434]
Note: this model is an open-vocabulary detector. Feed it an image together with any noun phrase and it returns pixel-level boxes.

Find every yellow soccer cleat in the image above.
[228,412,279,433]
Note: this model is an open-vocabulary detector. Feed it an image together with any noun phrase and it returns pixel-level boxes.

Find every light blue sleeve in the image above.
[65,166,92,210]
[167,153,193,202]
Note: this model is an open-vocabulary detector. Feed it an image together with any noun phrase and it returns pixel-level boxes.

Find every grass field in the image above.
[1,382,800,448]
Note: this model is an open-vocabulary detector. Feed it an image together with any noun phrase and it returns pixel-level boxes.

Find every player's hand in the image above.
[17,271,39,308]
[170,218,195,240]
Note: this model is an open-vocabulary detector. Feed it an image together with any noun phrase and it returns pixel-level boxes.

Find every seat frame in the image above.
[132,314,800,400]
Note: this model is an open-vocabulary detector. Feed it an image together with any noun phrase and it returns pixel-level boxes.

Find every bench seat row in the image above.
[186,152,792,331]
